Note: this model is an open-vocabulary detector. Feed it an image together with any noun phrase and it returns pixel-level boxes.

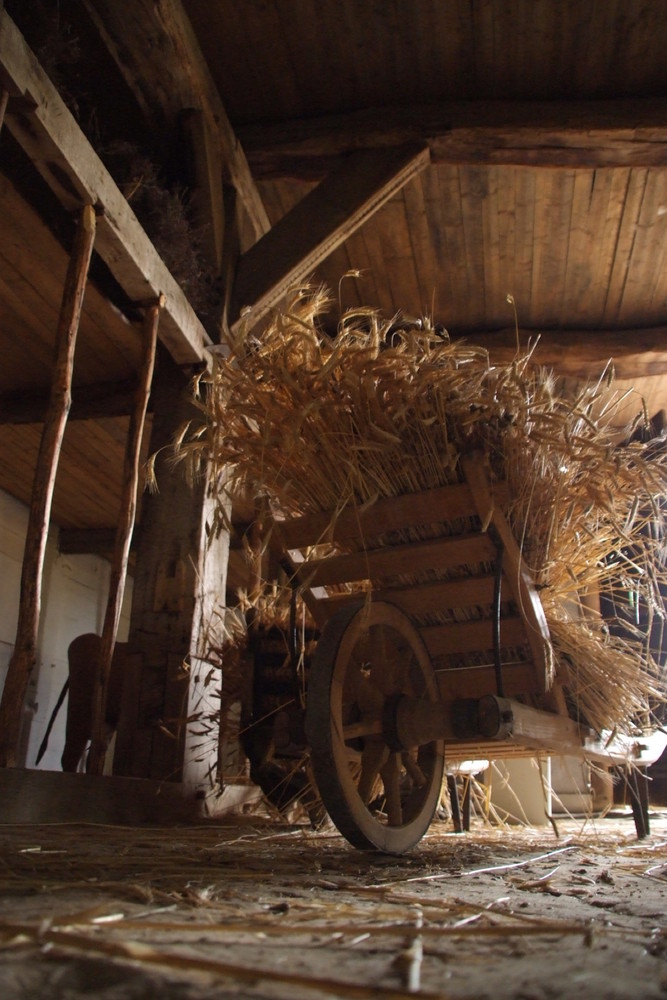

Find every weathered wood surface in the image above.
[231,144,430,329]
[0,205,96,768]
[240,99,667,179]
[0,9,210,365]
[88,299,161,776]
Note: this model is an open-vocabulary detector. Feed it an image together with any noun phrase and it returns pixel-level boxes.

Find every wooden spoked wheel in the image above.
[306,600,445,853]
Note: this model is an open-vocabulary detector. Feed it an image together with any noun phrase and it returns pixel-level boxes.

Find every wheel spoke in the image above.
[357,739,389,804]
[380,752,403,826]
[402,751,426,788]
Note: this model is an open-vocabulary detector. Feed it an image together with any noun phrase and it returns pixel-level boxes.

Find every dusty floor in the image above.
[0,809,665,1000]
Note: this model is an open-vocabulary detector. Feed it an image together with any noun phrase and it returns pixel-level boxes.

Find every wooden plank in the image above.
[82,0,270,243]
[601,168,649,326]
[230,144,430,330]
[239,99,667,179]
[277,481,491,549]
[297,532,497,589]
[0,9,211,365]
[619,168,667,326]
[422,616,528,658]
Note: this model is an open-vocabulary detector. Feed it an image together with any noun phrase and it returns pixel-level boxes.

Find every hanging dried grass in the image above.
[175,284,667,736]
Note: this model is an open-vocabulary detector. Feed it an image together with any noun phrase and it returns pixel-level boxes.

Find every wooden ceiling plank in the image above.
[620,169,667,326]
[82,0,270,243]
[541,170,576,325]
[0,9,210,365]
[481,165,503,323]
[377,195,421,318]
[602,168,650,326]
[402,175,441,321]
[495,166,517,314]
[230,144,430,330]
[436,166,470,325]
[239,99,667,179]
[458,166,488,326]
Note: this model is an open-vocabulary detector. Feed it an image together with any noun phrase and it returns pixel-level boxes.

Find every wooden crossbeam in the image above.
[239,99,667,179]
[230,144,430,330]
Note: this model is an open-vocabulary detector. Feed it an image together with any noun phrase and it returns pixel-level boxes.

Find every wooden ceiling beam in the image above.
[0,9,210,365]
[238,99,667,179]
[230,144,430,330]
[459,327,667,379]
[82,0,270,244]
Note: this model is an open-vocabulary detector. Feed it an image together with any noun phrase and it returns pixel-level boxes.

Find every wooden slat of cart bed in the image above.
[315,573,497,617]
[295,532,497,588]
[421,616,527,657]
[276,480,508,550]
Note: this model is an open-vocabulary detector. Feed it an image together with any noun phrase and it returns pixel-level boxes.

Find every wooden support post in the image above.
[87,296,162,775]
[0,204,96,767]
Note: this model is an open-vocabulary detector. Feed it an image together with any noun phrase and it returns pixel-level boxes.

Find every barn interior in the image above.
[1,2,667,997]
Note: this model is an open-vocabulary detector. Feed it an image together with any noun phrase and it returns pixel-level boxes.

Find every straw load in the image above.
[176,284,667,738]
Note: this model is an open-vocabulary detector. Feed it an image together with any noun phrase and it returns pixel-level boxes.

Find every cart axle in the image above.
[386,693,585,755]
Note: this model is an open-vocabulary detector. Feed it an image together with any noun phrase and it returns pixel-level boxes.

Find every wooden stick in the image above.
[0,204,96,767]
[87,296,162,775]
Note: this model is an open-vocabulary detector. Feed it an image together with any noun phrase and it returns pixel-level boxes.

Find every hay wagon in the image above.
[252,454,666,854]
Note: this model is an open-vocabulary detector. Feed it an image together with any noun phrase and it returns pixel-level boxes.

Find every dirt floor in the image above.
[0,808,665,1000]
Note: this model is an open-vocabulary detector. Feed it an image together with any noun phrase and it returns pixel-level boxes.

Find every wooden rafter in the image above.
[82,0,270,244]
[238,99,667,179]
[231,144,430,330]
[0,8,210,365]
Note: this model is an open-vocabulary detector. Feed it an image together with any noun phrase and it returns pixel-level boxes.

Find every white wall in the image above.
[0,489,132,771]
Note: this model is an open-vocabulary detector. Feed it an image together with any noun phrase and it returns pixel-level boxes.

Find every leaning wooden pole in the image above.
[0,204,97,768]
[87,295,163,775]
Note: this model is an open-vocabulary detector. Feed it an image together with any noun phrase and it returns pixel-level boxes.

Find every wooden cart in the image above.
[253,456,665,853]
